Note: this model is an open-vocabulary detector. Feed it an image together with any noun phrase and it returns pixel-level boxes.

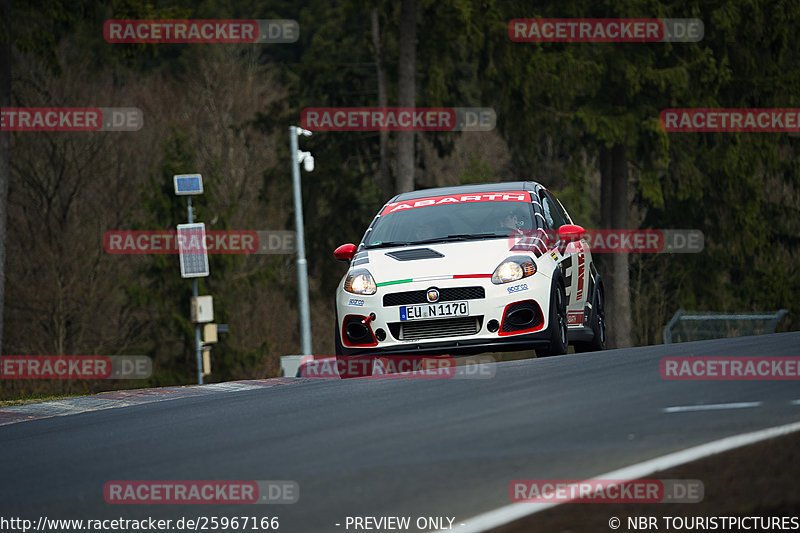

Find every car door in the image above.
[539,190,589,327]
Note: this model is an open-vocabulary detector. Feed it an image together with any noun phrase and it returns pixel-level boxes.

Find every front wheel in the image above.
[536,280,568,357]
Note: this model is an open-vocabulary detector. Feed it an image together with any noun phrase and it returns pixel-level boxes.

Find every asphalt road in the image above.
[1,333,799,532]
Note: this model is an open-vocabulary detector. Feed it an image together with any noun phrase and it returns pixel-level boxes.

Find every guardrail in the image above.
[663,309,788,344]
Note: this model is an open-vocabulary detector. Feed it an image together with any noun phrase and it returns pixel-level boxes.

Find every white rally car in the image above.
[333,182,606,359]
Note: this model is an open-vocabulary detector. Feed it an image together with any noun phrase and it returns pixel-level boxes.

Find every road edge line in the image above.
[454,419,800,533]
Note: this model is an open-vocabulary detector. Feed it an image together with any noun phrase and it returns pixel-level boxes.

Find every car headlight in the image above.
[344,269,377,295]
[491,256,536,284]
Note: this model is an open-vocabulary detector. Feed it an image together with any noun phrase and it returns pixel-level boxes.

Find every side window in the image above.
[550,193,572,225]
[539,191,566,230]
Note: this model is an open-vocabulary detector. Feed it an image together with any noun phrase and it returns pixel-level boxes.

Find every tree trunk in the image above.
[0,0,11,357]
[600,147,612,229]
[370,8,391,201]
[396,0,416,193]
[604,143,632,348]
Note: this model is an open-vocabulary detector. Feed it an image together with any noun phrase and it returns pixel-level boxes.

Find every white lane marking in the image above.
[663,402,762,413]
[452,420,800,533]
[791,399,800,406]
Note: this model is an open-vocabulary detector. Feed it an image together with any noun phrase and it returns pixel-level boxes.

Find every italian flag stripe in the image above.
[376,279,413,287]
[376,274,489,287]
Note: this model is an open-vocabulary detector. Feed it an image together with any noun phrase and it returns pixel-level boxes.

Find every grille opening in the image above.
[389,316,483,341]
[383,286,485,307]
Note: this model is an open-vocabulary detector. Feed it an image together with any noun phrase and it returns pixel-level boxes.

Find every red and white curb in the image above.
[0,378,297,427]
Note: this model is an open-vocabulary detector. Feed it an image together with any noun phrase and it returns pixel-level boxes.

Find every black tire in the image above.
[334,302,345,356]
[334,320,344,356]
[536,278,568,357]
[574,283,607,353]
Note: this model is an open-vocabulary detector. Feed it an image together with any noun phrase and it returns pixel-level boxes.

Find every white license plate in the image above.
[399,301,469,321]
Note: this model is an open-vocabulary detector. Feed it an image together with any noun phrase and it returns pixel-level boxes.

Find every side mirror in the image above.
[333,243,357,261]
[557,224,586,242]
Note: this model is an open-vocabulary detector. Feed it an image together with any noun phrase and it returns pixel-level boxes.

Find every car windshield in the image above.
[364,198,536,248]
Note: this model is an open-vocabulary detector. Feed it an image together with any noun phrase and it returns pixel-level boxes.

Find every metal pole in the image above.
[188,197,203,384]
[194,278,202,384]
[663,310,683,345]
[290,126,313,355]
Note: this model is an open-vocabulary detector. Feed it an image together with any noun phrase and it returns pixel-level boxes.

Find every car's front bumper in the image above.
[335,274,554,356]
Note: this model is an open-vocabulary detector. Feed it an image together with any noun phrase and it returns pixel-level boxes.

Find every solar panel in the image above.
[174,174,203,195]
[177,223,210,278]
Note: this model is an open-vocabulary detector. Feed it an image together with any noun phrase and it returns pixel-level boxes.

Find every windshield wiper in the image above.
[365,240,412,249]
[412,233,505,244]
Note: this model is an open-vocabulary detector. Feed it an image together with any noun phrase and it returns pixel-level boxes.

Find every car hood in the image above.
[357,238,550,283]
